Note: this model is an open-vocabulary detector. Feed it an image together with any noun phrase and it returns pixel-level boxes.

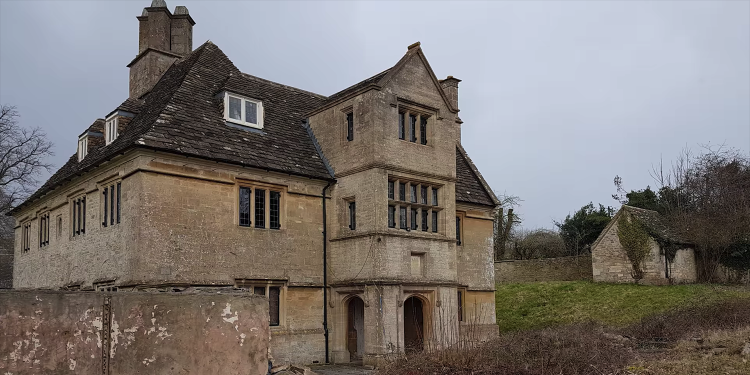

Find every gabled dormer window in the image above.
[77,136,88,161]
[224,92,264,129]
[105,116,118,145]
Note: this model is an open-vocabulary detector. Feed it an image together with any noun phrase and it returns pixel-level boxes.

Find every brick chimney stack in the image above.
[440,76,461,110]
[128,0,195,99]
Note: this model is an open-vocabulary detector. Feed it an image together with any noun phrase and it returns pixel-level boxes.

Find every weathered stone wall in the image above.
[591,219,697,284]
[494,255,593,283]
[0,290,269,375]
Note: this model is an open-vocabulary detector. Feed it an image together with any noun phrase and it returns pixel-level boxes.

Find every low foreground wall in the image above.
[0,290,269,375]
[495,255,593,283]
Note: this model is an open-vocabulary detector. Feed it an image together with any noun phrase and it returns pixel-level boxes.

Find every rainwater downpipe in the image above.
[322,181,331,363]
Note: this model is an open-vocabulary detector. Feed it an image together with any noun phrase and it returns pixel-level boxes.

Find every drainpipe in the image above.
[322,182,331,363]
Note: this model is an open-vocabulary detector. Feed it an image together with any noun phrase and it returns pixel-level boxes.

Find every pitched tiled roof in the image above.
[455,145,497,207]
[11,41,333,214]
[622,205,692,245]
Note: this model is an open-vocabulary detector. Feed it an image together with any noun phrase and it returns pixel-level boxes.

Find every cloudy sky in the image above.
[1,0,748,229]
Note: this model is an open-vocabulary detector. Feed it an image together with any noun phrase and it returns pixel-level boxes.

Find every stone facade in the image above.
[495,255,593,284]
[11,1,499,367]
[591,207,697,285]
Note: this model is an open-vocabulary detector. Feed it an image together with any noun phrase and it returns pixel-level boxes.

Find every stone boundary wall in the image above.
[0,290,269,375]
[495,255,593,283]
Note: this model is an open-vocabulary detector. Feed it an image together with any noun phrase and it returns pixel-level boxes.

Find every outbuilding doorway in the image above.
[347,296,365,360]
[403,296,424,353]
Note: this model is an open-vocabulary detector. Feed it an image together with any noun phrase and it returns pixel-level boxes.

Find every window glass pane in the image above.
[102,189,108,227]
[349,202,356,230]
[346,112,354,141]
[420,117,427,145]
[399,183,406,201]
[410,185,417,203]
[116,183,121,224]
[82,197,86,233]
[229,96,242,120]
[399,207,407,229]
[269,287,281,326]
[422,210,428,232]
[456,216,461,245]
[398,113,405,140]
[432,211,438,233]
[458,291,463,321]
[245,100,258,124]
[239,187,251,227]
[388,206,396,228]
[432,188,438,206]
[409,114,417,142]
[270,191,281,229]
[255,189,266,228]
[421,186,427,204]
[388,181,394,200]
[110,185,115,225]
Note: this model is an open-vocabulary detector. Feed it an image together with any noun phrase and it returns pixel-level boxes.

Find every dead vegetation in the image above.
[377,299,750,375]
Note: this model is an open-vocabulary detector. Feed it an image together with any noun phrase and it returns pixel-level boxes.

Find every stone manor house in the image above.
[10,1,500,366]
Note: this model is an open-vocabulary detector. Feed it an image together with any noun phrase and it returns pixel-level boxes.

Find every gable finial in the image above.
[407,41,421,50]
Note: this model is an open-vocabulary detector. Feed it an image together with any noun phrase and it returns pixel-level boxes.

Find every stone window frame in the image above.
[223,91,265,130]
[235,180,286,230]
[342,105,354,143]
[388,176,442,234]
[235,279,287,328]
[104,114,118,145]
[20,220,32,253]
[38,211,50,248]
[456,211,466,246]
[396,102,434,147]
[100,178,123,229]
[69,192,87,238]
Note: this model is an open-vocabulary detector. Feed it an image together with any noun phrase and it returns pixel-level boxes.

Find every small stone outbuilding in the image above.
[591,205,697,284]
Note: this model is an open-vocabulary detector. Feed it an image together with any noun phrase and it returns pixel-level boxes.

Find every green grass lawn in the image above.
[495,281,750,332]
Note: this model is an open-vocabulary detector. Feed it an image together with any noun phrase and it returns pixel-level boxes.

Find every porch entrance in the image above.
[403,296,424,353]
[347,296,365,360]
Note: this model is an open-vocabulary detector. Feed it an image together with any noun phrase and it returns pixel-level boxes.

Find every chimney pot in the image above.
[174,6,189,15]
[440,76,461,110]
[151,0,167,8]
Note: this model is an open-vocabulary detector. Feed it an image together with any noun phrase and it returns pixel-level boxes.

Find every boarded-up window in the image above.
[410,254,423,276]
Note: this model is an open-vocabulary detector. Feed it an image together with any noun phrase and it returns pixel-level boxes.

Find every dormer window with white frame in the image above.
[224,92,264,129]
[77,135,88,161]
[105,115,118,145]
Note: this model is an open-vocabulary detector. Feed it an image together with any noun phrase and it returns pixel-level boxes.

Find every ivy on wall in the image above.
[617,214,651,280]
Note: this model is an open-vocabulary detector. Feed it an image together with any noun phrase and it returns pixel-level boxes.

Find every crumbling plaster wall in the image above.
[0,291,269,375]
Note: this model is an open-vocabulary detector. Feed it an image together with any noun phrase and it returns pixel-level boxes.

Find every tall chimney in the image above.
[440,76,461,110]
[127,0,195,99]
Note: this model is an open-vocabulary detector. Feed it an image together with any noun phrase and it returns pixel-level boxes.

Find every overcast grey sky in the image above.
[1,0,748,229]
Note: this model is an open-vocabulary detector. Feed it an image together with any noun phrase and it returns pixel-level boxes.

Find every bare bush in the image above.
[511,228,567,260]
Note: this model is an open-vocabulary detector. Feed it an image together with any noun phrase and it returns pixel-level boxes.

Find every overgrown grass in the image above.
[495,281,750,332]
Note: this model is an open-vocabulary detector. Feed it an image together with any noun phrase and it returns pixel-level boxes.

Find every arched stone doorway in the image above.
[403,296,424,353]
[347,296,365,360]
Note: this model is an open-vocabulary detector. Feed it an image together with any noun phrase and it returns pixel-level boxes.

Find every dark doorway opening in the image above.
[347,296,365,360]
[403,296,424,353]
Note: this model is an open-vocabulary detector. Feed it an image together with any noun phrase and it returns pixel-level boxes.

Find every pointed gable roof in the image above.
[11,41,333,214]
[591,205,693,251]
[455,144,498,207]
[310,42,458,116]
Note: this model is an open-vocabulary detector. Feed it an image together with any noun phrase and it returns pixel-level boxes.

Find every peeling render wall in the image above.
[0,291,270,375]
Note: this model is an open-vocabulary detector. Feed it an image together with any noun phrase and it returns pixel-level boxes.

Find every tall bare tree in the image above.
[0,105,54,215]
[493,194,522,260]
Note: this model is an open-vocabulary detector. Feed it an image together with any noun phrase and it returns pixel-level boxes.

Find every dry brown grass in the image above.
[377,300,750,375]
